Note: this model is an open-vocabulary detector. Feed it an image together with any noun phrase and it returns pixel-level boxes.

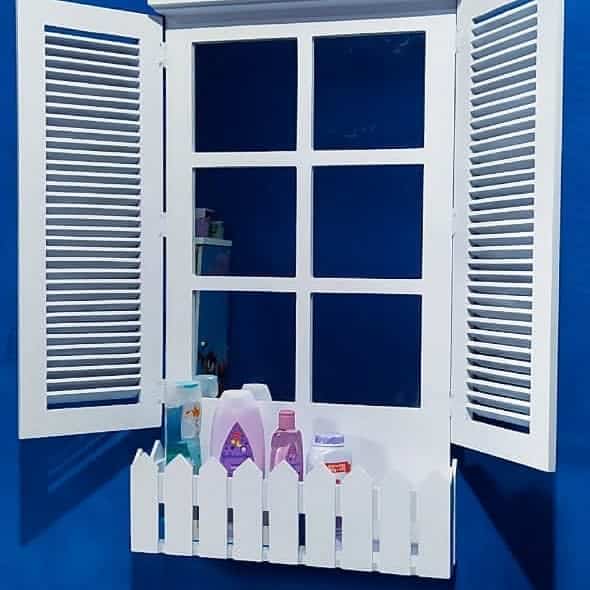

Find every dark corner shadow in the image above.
[453,447,555,590]
[19,427,159,544]
[131,543,458,590]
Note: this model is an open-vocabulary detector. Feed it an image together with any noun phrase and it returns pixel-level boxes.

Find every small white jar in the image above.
[307,433,352,481]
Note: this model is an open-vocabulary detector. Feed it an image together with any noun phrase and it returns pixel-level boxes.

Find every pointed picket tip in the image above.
[342,465,372,488]
[150,440,164,463]
[269,460,299,483]
[233,458,262,480]
[166,453,193,476]
[199,456,226,478]
[132,448,148,467]
[131,449,155,472]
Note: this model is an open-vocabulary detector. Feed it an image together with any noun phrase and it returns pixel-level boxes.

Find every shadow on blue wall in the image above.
[454,448,555,590]
[19,431,156,544]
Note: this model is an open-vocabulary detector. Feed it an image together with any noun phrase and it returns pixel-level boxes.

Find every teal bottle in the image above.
[165,381,202,471]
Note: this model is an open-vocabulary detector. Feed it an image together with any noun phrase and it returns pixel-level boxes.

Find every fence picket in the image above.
[130,449,159,553]
[164,455,194,556]
[341,467,374,571]
[379,470,411,575]
[232,459,263,562]
[198,458,228,558]
[304,465,336,568]
[416,471,451,579]
[268,461,299,565]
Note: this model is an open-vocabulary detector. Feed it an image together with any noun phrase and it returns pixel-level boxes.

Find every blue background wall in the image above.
[1,0,588,588]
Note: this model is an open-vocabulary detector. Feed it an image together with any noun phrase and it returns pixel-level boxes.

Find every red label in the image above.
[324,461,351,475]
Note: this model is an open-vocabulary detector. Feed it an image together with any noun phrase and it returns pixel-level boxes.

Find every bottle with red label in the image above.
[307,433,352,483]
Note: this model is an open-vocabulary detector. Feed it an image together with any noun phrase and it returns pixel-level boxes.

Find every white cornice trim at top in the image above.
[148,0,458,28]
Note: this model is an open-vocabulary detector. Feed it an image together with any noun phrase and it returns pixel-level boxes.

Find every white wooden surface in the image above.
[130,449,159,553]
[159,12,457,578]
[379,470,412,575]
[130,445,456,579]
[268,461,300,564]
[416,471,451,579]
[148,0,457,28]
[304,465,336,568]
[17,0,163,438]
[167,14,455,485]
[150,0,454,7]
[197,459,228,558]
[164,455,194,556]
[340,467,374,571]
[232,460,263,562]
[451,0,564,471]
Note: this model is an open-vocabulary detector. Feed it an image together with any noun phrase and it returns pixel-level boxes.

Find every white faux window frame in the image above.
[15,3,563,575]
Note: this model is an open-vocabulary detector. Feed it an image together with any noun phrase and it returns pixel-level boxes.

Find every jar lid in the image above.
[313,433,344,446]
[176,380,199,389]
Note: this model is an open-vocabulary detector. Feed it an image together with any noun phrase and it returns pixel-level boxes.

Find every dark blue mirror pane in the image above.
[313,165,423,279]
[312,294,422,407]
[196,40,298,152]
[314,33,426,150]
[195,167,296,277]
[195,292,296,402]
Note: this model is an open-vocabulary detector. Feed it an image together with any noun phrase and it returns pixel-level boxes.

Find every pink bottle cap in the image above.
[278,409,295,430]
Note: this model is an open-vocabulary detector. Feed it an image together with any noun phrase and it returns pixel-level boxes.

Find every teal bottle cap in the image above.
[176,380,199,389]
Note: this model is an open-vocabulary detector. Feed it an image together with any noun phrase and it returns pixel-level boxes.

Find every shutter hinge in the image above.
[452,208,458,239]
[155,379,166,405]
[159,212,168,237]
[158,42,168,69]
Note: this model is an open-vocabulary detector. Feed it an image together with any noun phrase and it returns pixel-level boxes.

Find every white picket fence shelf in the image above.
[131,441,457,578]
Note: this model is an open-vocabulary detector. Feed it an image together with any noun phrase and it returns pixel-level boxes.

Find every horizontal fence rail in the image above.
[131,441,457,578]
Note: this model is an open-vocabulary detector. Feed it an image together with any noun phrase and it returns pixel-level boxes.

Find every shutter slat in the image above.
[466,403,530,428]
[45,45,140,68]
[47,149,140,164]
[45,32,140,55]
[467,392,530,415]
[467,352,530,373]
[46,57,140,79]
[48,352,140,364]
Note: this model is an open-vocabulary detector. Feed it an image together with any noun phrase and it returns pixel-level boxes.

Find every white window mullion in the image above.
[295,33,314,406]
[191,152,298,168]
[190,276,298,293]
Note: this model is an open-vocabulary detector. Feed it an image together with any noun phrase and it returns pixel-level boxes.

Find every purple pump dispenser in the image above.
[270,409,304,480]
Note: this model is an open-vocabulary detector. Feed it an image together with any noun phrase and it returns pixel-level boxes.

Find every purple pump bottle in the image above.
[270,410,304,480]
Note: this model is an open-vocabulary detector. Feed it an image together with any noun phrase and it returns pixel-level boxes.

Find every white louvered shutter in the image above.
[17,0,163,438]
[452,0,564,471]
